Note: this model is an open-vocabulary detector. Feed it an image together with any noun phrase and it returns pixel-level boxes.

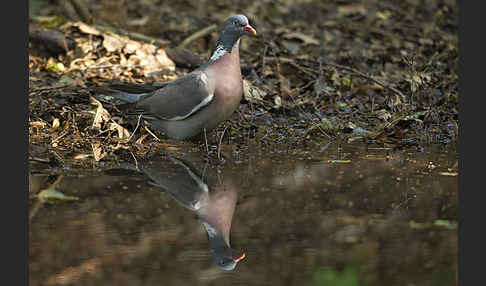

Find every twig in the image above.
[51,130,70,144]
[217,125,229,161]
[144,126,161,141]
[130,150,139,170]
[322,61,407,100]
[126,114,142,142]
[28,156,50,163]
[203,128,209,155]
[95,24,170,46]
[178,24,217,49]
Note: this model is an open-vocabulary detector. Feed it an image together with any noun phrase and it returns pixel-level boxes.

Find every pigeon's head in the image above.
[212,249,246,271]
[210,14,257,60]
[218,15,256,50]
[222,14,257,37]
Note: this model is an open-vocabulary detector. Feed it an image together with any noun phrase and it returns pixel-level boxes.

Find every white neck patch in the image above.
[210,45,227,61]
[202,221,218,237]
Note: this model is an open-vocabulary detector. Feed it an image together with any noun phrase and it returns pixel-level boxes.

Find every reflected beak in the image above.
[244,25,257,35]
[234,252,246,262]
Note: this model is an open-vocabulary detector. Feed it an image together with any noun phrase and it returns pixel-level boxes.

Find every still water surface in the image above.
[29,143,457,285]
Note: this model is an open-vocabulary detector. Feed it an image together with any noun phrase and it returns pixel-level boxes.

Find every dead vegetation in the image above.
[29,0,458,164]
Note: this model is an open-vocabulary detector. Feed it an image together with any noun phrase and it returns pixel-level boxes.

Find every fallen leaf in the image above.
[91,142,106,161]
[73,154,91,160]
[135,134,148,144]
[243,80,266,101]
[30,121,47,128]
[439,172,458,176]
[74,22,101,35]
[103,34,125,53]
[38,189,79,203]
[51,118,60,131]
[274,95,282,108]
[109,122,131,140]
[90,97,111,129]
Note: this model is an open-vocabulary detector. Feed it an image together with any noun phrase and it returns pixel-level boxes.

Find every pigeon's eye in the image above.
[233,20,239,26]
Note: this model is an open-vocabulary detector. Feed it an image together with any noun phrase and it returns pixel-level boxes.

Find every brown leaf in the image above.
[50,118,60,133]
[90,97,111,129]
[135,134,148,144]
[243,80,266,101]
[74,22,101,35]
[102,35,125,53]
[73,154,91,160]
[91,142,106,162]
[108,122,131,140]
[30,121,47,128]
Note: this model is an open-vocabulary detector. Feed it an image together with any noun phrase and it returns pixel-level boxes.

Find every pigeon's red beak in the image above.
[244,25,257,35]
[234,252,246,262]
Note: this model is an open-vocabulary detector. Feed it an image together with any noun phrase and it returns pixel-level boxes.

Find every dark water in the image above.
[29,143,458,286]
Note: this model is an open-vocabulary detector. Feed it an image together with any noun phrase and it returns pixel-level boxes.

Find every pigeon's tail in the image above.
[93,87,148,105]
[93,82,173,105]
[106,91,147,104]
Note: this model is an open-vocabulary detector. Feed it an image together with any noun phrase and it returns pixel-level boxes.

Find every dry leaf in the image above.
[123,40,140,54]
[90,96,111,129]
[73,154,91,160]
[103,35,124,53]
[439,172,458,176]
[30,121,47,128]
[91,142,106,161]
[109,122,131,140]
[74,22,101,35]
[135,134,149,144]
[274,95,282,108]
[155,48,176,71]
[51,118,60,130]
[243,80,266,101]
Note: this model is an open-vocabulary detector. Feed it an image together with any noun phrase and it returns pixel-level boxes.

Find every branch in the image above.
[177,24,217,49]
[322,61,407,100]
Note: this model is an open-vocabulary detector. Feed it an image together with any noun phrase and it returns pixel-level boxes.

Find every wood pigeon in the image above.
[95,15,257,140]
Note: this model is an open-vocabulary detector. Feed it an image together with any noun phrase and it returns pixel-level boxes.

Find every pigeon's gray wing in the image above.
[136,71,213,121]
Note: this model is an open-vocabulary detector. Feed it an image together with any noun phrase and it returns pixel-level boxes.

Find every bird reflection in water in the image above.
[126,155,245,270]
